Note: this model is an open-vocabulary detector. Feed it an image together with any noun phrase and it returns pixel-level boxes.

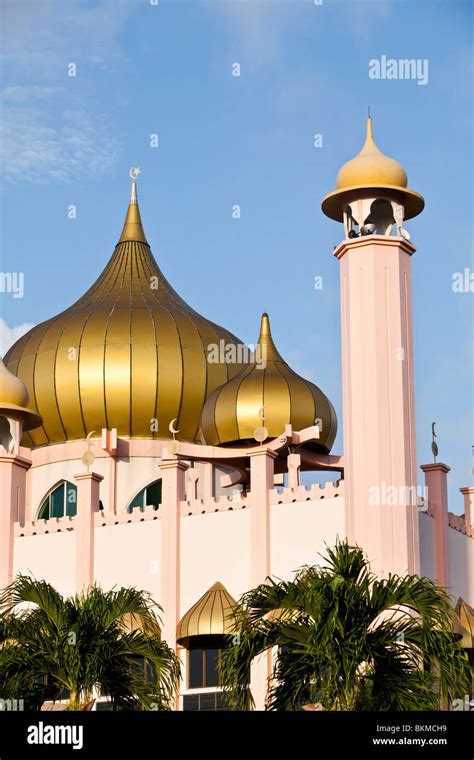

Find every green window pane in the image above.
[130,490,144,511]
[145,480,162,507]
[66,484,77,516]
[50,483,65,518]
[38,498,50,520]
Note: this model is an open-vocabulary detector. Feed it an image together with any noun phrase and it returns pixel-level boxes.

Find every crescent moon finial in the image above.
[169,418,180,438]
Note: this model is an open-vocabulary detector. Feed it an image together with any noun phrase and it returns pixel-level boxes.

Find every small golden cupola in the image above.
[200,313,337,451]
[4,179,247,447]
[176,582,237,647]
[322,116,424,235]
[0,356,42,431]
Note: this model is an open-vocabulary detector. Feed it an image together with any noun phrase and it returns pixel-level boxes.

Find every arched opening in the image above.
[363,198,395,236]
[128,479,162,513]
[37,481,77,520]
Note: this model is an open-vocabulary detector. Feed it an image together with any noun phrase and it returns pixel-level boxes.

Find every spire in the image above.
[359,115,382,156]
[256,312,285,363]
[118,171,148,245]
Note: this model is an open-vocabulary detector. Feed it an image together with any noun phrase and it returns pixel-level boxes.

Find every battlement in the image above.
[270,480,343,505]
[448,511,472,537]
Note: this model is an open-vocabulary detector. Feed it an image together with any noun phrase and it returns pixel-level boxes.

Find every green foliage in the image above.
[0,576,180,711]
[221,541,471,711]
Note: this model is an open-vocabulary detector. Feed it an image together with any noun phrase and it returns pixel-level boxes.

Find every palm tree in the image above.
[0,576,180,711]
[221,541,471,711]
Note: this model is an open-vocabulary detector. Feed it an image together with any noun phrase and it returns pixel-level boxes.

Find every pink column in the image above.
[336,236,420,576]
[74,472,103,592]
[287,453,301,490]
[460,486,474,535]
[249,449,276,710]
[160,459,188,651]
[421,463,450,588]
[0,455,31,589]
[202,462,213,501]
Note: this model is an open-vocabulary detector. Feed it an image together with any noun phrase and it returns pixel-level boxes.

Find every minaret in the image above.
[0,357,42,588]
[322,117,425,576]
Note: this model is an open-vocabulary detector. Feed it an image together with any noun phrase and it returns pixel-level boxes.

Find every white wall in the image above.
[180,510,251,613]
[13,532,76,598]
[448,527,474,605]
[271,498,345,579]
[94,520,162,599]
[419,512,435,581]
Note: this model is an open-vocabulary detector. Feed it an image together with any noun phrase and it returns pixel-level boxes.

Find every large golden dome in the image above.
[200,313,337,451]
[4,183,246,446]
[322,117,424,222]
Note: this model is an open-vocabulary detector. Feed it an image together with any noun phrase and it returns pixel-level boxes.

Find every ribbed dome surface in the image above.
[200,313,337,451]
[4,185,246,446]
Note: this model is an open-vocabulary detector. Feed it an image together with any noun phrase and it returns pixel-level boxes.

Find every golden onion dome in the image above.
[200,313,337,451]
[177,582,237,646]
[4,182,246,447]
[0,356,42,431]
[322,117,424,222]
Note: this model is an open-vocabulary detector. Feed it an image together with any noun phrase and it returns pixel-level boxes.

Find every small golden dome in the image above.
[0,356,42,431]
[0,355,29,407]
[336,116,407,190]
[177,582,237,645]
[200,313,337,451]
[4,182,246,447]
[322,117,424,222]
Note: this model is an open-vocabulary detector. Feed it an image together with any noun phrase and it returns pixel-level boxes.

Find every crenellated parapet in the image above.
[448,512,472,538]
[270,480,343,505]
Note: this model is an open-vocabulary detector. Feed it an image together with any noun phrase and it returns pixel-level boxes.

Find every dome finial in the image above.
[257,312,284,362]
[118,168,148,244]
[129,166,140,204]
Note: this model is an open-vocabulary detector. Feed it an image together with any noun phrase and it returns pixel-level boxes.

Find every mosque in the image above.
[0,118,472,710]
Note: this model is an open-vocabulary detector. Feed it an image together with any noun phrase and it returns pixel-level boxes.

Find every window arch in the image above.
[37,481,77,520]
[128,479,162,513]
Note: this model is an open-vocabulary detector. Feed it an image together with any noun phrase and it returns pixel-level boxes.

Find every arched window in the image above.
[128,479,162,513]
[37,481,77,520]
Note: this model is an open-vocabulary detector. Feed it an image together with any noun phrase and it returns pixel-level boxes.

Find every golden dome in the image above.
[200,313,337,451]
[4,183,246,447]
[322,117,424,222]
[0,356,42,431]
[177,582,237,645]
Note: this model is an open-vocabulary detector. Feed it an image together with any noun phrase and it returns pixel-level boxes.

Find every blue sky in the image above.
[0,0,472,512]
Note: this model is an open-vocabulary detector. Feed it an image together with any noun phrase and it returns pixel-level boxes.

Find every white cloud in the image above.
[1,104,120,184]
[0,0,131,184]
[0,319,35,356]
[3,86,63,103]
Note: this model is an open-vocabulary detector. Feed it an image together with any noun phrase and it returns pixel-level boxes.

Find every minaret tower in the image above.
[0,357,42,588]
[322,117,425,576]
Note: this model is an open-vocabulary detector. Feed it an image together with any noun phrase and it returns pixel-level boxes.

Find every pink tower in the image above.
[322,117,425,576]
[0,357,42,589]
